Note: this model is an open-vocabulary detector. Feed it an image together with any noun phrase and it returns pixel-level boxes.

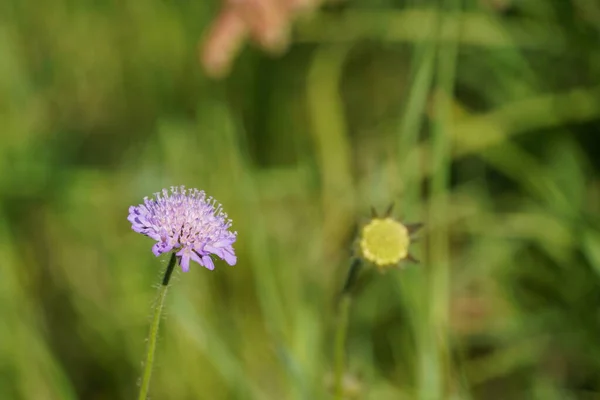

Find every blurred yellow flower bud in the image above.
[358,206,422,269]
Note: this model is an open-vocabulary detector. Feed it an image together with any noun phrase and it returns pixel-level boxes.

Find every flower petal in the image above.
[153,240,174,257]
[179,254,190,272]
[190,251,203,266]
[221,246,237,266]
[201,255,215,270]
[212,238,236,248]
[152,243,163,256]
[203,244,224,258]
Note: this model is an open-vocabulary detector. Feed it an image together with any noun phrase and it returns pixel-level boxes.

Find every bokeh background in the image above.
[2,0,600,399]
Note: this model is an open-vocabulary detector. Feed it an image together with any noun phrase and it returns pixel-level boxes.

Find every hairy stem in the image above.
[137,252,177,400]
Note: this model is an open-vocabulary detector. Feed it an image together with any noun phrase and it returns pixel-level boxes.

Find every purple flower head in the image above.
[128,186,237,271]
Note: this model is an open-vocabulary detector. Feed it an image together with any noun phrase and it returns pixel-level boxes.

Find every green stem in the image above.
[137,252,177,400]
[333,294,351,400]
[333,257,361,400]
[341,258,361,295]
[333,258,361,398]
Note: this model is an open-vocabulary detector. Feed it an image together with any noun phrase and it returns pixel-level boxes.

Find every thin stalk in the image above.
[333,258,360,399]
[333,294,351,400]
[137,252,177,400]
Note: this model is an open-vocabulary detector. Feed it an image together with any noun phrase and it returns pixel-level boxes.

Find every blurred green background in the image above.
[2,0,600,399]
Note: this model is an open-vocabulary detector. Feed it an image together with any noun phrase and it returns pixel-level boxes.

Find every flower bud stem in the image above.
[138,252,177,400]
[341,257,361,295]
[334,294,351,400]
[334,258,360,399]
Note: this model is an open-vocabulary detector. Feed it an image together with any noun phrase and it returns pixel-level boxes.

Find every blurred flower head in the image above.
[358,205,421,270]
[201,0,328,78]
[128,186,237,271]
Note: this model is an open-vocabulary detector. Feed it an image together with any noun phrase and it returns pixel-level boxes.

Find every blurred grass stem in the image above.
[426,0,462,397]
[138,252,177,400]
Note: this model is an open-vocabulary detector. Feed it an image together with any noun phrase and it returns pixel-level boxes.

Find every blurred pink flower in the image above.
[200,0,326,78]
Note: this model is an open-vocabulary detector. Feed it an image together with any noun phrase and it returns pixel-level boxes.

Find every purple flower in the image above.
[128,186,237,271]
